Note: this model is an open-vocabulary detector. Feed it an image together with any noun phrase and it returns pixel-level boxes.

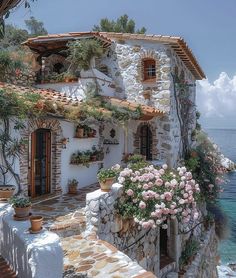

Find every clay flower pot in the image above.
[30,216,43,232]
[0,186,15,199]
[99,177,115,192]
[76,128,84,138]
[14,206,31,218]
[68,184,78,194]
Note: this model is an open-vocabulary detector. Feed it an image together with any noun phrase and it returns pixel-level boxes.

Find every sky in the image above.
[6,0,236,129]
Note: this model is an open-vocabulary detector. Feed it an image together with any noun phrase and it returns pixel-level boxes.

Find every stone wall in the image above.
[100,40,197,166]
[183,226,218,278]
[86,184,177,277]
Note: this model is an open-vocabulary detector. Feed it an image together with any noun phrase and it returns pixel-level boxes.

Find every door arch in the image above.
[30,128,51,197]
[140,124,153,160]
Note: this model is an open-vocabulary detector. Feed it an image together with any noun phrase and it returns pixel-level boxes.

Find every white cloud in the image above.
[197,72,236,128]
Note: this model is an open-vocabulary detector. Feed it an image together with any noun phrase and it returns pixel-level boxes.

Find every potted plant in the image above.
[91,145,98,161]
[9,196,32,218]
[80,153,91,167]
[30,215,43,232]
[68,179,79,194]
[75,124,84,138]
[97,168,117,192]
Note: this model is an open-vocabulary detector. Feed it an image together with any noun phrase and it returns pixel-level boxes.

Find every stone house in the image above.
[1,31,205,198]
[0,32,220,278]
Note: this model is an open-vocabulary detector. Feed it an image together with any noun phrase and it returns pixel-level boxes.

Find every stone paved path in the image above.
[0,256,16,278]
[32,184,156,278]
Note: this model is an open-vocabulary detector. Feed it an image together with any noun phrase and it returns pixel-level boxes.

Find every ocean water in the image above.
[207,129,236,276]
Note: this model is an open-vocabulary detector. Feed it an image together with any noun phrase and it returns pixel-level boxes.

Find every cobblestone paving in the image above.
[32,183,156,278]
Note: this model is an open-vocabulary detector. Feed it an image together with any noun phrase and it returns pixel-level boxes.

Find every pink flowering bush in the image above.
[117,163,200,229]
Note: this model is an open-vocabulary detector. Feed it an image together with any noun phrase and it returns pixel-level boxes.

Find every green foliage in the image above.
[68,179,78,187]
[0,50,25,80]
[0,89,41,120]
[0,24,29,49]
[93,14,147,34]
[0,89,41,190]
[179,237,199,269]
[67,39,104,71]
[97,168,117,182]
[9,196,31,207]
[185,131,224,203]
[24,16,47,37]
[127,154,145,164]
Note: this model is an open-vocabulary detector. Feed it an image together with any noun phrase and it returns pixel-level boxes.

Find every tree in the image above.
[25,16,47,37]
[0,24,29,49]
[93,14,147,34]
[0,0,36,38]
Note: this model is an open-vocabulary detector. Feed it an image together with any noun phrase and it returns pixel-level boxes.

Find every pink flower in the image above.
[162,164,168,170]
[155,179,163,186]
[193,212,199,220]
[183,193,189,199]
[159,169,165,175]
[142,221,151,229]
[179,199,185,205]
[139,201,146,209]
[164,192,172,201]
[143,183,149,190]
[126,189,134,196]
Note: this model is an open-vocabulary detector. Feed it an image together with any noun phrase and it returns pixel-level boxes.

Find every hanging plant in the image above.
[67,39,104,71]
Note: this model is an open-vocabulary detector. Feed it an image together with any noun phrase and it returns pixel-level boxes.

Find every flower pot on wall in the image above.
[30,216,43,232]
[14,206,31,218]
[0,186,15,199]
[76,128,84,138]
[99,177,115,192]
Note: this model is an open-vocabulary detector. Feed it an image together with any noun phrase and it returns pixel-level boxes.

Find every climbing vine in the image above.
[172,69,196,158]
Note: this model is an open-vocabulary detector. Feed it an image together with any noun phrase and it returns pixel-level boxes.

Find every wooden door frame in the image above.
[30,129,51,198]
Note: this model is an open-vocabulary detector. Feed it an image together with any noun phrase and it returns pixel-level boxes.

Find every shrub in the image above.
[9,196,31,208]
[179,237,199,269]
[117,163,200,229]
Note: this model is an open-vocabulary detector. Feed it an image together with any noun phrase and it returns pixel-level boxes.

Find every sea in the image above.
[206,129,236,277]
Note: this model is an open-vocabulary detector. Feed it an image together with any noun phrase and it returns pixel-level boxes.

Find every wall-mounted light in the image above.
[61,138,69,149]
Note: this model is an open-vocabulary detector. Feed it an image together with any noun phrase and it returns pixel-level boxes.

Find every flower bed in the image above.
[117,163,200,229]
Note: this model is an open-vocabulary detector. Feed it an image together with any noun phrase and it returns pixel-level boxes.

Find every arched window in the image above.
[143,59,156,81]
[140,125,153,160]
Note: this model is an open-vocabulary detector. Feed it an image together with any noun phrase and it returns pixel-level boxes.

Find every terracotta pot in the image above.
[0,186,15,199]
[99,177,115,192]
[68,184,78,194]
[76,128,84,138]
[14,206,31,218]
[88,131,94,137]
[30,216,43,232]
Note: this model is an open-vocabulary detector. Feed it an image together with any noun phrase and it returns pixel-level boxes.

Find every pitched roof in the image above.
[100,32,205,80]
[0,83,164,119]
[23,31,205,80]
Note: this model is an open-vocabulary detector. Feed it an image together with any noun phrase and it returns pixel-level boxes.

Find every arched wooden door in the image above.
[30,129,51,197]
[140,125,153,160]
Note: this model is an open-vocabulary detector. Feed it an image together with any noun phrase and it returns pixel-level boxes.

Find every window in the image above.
[143,59,156,81]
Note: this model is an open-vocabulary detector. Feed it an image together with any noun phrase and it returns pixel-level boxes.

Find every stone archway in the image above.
[19,118,63,196]
[133,122,158,160]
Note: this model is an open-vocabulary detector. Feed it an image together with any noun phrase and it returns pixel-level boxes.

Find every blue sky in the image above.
[7,0,236,128]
